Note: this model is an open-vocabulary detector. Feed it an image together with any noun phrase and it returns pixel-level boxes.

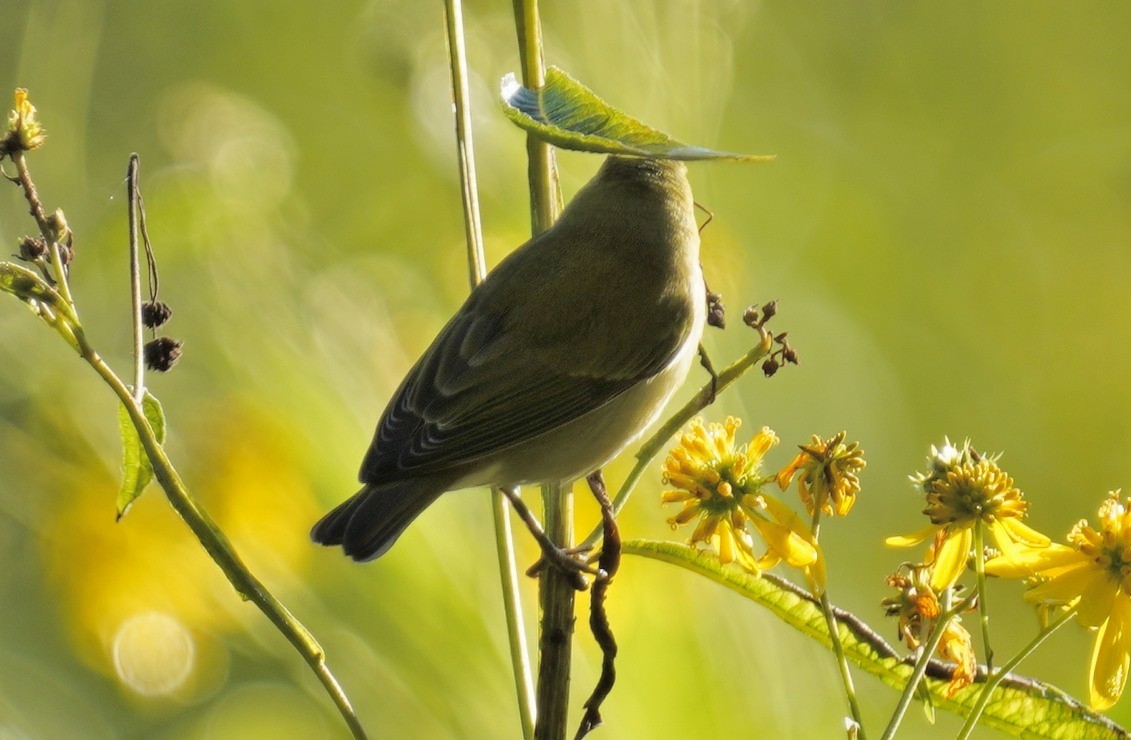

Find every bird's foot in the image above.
[526,544,600,591]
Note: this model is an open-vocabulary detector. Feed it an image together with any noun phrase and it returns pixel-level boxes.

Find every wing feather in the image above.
[360,289,691,482]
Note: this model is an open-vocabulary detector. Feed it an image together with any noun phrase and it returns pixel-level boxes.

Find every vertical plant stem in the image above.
[126,154,145,401]
[536,480,575,740]
[973,520,994,672]
[512,0,561,230]
[880,609,958,740]
[955,604,1078,740]
[512,2,570,738]
[492,494,537,737]
[811,513,867,739]
[442,1,535,736]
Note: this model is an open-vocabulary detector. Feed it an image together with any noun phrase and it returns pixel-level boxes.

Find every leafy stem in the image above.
[3,150,367,739]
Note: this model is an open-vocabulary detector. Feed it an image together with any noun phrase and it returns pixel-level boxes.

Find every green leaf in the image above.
[624,540,1129,739]
[0,261,76,323]
[500,67,774,161]
[116,391,166,520]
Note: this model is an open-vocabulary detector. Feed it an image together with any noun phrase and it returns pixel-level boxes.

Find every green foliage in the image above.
[115,391,166,519]
[0,261,78,338]
[500,67,774,161]
[624,540,1129,740]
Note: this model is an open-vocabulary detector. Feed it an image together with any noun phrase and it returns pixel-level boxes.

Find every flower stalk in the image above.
[443,1,535,735]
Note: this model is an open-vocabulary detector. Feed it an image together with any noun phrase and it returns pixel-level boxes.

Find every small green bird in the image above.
[312,155,705,561]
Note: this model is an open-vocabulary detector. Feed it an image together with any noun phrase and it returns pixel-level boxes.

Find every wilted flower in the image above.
[882,563,976,697]
[4,88,46,154]
[662,417,824,590]
[938,619,977,697]
[777,431,865,517]
[986,491,1131,710]
[887,440,1048,591]
[882,564,942,650]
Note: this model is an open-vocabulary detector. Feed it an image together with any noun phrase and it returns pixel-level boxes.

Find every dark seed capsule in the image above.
[742,305,760,327]
[782,347,799,365]
[706,292,726,329]
[141,300,173,329]
[17,236,47,261]
[144,337,183,372]
[760,300,778,321]
[761,357,779,377]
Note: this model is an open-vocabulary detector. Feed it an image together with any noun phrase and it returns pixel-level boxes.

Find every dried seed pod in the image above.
[144,337,183,372]
[141,300,173,329]
[17,236,47,261]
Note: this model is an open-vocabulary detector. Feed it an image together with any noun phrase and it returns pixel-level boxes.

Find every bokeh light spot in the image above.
[112,611,195,697]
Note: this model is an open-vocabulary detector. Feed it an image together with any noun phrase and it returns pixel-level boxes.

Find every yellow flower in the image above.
[776,431,865,517]
[663,417,825,590]
[886,440,1048,591]
[4,88,46,154]
[986,491,1131,710]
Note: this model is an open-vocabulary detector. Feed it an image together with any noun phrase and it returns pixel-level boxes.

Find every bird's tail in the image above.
[310,479,445,562]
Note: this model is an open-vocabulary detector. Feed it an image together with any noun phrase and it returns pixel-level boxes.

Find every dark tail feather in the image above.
[311,480,445,562]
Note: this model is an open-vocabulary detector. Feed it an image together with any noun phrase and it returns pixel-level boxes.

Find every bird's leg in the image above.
[499,486,597,590]
[697,343,719,403]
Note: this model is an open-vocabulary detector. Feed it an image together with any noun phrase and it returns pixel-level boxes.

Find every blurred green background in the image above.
[1,1,1129,737]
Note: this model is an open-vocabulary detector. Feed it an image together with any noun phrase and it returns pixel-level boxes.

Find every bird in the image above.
[311,155,706,562]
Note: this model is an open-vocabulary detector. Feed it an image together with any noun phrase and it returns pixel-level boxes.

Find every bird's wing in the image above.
[359,285,693,482]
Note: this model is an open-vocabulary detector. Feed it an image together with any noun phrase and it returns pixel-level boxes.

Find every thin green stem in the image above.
[126,154,144,401]
[512,0,561,230]
[492,491,537,737]
[880,607,960,740]
[955,604,1079,739]
[9,150,366,739]
[811,509,867,739]
[579,328,773,551]
[442,1,535,735]
[973,520,993,672]
[81,342,367,739]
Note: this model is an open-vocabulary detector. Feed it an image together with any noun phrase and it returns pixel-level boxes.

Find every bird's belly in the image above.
[456,328,702,489]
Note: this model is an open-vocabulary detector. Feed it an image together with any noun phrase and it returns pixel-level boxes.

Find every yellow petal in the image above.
[748,516,818,567]
[985,543,1080,578]
[1025,566,1101,610]
[1090,594,1131,710]
[929,528,972,591]
[1079,575,1122,629]
[994,517,1052,548]
[886,524,941,548]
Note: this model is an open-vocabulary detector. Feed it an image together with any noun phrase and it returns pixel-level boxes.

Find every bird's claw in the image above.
[526,544,602,590]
